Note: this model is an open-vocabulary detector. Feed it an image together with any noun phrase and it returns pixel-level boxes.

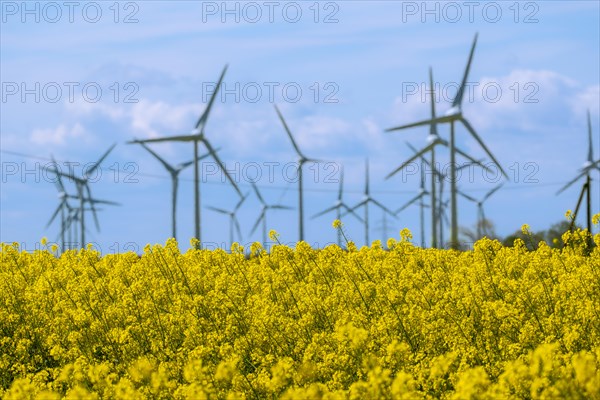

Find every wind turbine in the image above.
[206,192,249,246]
[249,182,293,247]
[394,147,430,248]
[346,159,396,247]
[386,67,496,248]
[134,141,215,241]
[46,161,72,252]
[311,166,363,246]
[44,144,116,247]
[457,183,503,238]
[128,65,241,246]
[557,110,600,233]
[275,105,321,242]
[386,34,508,249]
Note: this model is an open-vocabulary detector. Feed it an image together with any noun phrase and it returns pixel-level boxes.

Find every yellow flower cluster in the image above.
[1,230,599,398]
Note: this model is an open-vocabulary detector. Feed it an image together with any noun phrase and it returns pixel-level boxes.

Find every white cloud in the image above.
[30,123,89,146]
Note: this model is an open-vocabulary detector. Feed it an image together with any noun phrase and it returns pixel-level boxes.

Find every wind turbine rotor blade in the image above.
[483,183,504,202]
[338,166,344,200]
[270,205,294,210]
[202,138,242,197]
[557,169,587,194]
[235,191,249,211]
[46,202,64,228]
[43,167,84,183]
[234,217,243,241]
[344,200,367,216]
[371,199,397,218]
[84,184,101,231]
[250,210,266,236]
[196,64,228,130]
[251,182,266,205]
[138,142,175,173]
[587,110,594,162]
[87,143,116,177]
[395,194,422,214]
[129,134,198,144]
[341,203,364,222]
[457,190,477,203]
[452,33,478,108]
[274,105,304,158]
[179,149,217,170]
[365,159,369,195]
[429,66,439,135]
[386,142,436,180]
[206,206,229,214]
[88,199,121,206]
[311,205,338,219]
[386,115,454,132]
[49,154,67,192]
[460,117,508,178]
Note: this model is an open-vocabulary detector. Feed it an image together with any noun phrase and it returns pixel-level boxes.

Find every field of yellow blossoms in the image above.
[2,222,600,399]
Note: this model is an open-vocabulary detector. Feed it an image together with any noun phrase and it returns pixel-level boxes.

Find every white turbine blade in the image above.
[234,217,243,241]
[341,203,364,222]
[129,134,199,144]
[386,142,436,180]
[457,189,477,203]
[196,64,228,130]
[311,205,338,219]
[251,182,266,205]
[178,149,216,170]
[395,193,422,214]
[275,105,304,158]
[87,143,116,177]
[46,202,64,228]
[202,138,242,197]
[206,206,229,214]
[460,117,508,178]
[371,199,396,217]
[483,183,504,202]
[557,169,587,194]
[452,33,478,108]
[587,110,594,163]
[138,142,176,174]
[250,209,266,236]
[386,114,454,132]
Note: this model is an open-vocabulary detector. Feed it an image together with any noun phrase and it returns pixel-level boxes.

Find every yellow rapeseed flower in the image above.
[332,219,343,229]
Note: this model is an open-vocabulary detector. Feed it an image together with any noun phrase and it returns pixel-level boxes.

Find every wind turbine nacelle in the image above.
[582,160,593,169]
[191,128,201,135]
[426,133,438,144]
[444,106,461,117]
[58,192,67,199]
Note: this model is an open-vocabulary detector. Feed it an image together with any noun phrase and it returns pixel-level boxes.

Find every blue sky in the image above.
[1,1,599,252]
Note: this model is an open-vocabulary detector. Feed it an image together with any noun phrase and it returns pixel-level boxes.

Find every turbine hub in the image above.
[583,160,593,169]
[191,128,201,135]
[444,106,461,117]
[426,133,438,144]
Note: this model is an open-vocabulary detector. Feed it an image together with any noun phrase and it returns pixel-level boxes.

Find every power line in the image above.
[0,148,586,195]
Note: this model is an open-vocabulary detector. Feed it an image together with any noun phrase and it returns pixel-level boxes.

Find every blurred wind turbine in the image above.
[44,144,116,247]
[557,110,600,233]
[250,182,293,247]
[207,192,249,246]
[457,183,504,238]
[128,65,241,246]
[311,166,363,246]
[386,67,496,248]
[346,159,396,246]
[386,34,508,249]
[275,105,321,242]
[135,141,215,241]
[394,146,430,248]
